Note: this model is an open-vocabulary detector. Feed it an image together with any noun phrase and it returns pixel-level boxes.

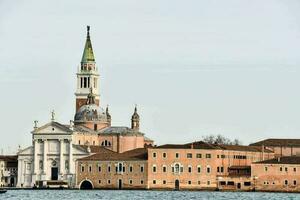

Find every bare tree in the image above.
[202,134,242,145]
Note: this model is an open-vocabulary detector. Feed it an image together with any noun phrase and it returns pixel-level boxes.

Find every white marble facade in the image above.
[17,121,90,188]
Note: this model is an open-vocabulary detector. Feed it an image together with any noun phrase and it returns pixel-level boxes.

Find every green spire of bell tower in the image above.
[81,26,95,63]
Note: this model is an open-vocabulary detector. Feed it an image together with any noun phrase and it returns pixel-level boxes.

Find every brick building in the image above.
[76,148,148,189]
[250,139,300,157]
[251,156,300,192]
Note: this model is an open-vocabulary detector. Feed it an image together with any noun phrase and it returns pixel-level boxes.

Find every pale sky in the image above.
[1,0,300,154]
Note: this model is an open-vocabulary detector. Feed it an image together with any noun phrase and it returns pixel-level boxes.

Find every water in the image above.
[2,190,300,200]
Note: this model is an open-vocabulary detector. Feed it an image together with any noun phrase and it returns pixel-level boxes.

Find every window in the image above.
[196,153,202,158]
[39,160,43,170]
[175,153,179,158]
[153,180,156,184]
[221,154,225,158]
[188,166,192,173]
[294,168,297,172]
[244,182,251,186]
[197,166,201,173]
[84,77,87,88]
[294,180,297,186]
[227,181,234,186]
[108,165,111,172]
[188,181,191,185]
[129,179,133,184]
[163,166,167,173]
[117,163,123,173]
[280,167,283,171]
[152,165,157,173]
[129,165,133,172]
[207,166,211,173]
[141,180,144,185]
[81,165,85,172]
[206,154,211,158]
[89,166,92,172]
[153,152,157,158]
[98,166,101,172]
[220,181,226,185]
[98,180,101,184]
[78,140,81,145]
[284,180,288,185]
[140,165,144,173]
[187,153,192,158]
[163,153,167,158]
[101,140,111,147]
[264,166,268,172]
[198,181,201,185]
[174,163,180,173]
[285,167,288,172]
[94,124,97,131]
[107,180,111,184]
[207,181,210,185]
[163,180,166,184]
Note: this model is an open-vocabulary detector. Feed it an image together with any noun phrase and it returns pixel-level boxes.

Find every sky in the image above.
[0,0,300,154]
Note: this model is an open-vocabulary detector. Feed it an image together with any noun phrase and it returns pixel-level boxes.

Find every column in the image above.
[69,139,73,174]
[33,140,38,174]
[17,159,23,187]
[43,139,48,175]
[59,139,64,177]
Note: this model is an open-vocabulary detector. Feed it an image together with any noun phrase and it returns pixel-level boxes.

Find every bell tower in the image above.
[75,26,100,111]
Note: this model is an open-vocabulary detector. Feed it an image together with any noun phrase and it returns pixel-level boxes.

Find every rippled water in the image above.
[2,190,300,200]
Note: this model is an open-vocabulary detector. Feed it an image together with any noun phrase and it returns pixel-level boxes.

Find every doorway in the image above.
[175,179,180,190]
[51,167,58,180]
[118,179,122,189]
[80,180,93,189]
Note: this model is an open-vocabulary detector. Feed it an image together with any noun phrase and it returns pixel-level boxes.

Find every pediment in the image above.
[18,146,33,155]
[32,121,72,135]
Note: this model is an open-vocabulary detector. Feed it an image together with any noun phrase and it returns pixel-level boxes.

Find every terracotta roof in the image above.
[154,141,272,153]
[78,148,148,161]
[154,141,219,149]
[74,145,114,153]
[250,139,300,147]
[216,144,273,153]
[255,156,300,164]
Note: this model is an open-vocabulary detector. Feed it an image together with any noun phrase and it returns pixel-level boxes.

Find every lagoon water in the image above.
[2,190,300,200]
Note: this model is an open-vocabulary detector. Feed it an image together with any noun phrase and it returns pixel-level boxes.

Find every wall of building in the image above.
[251,163,300,192]
[76,160,148,189]
[147,148,274,190]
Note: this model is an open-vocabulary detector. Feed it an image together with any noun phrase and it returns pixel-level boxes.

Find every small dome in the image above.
[74,104,107,122]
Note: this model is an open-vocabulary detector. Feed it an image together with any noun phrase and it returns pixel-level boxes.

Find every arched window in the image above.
[101,140,112,147]
[207,165,211,174]
[175,163,180,173]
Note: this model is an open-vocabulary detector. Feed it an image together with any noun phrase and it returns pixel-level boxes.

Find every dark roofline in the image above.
[153,141,271,153]
[250,138,300,147]
[254,156,300,164]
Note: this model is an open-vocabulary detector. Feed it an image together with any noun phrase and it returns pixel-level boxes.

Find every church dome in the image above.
[74,104,107,122]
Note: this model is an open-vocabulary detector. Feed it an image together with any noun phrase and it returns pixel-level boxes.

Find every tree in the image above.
[202,134,242,145]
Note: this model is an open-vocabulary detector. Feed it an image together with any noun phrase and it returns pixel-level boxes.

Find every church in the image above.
[17,26,153,188]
